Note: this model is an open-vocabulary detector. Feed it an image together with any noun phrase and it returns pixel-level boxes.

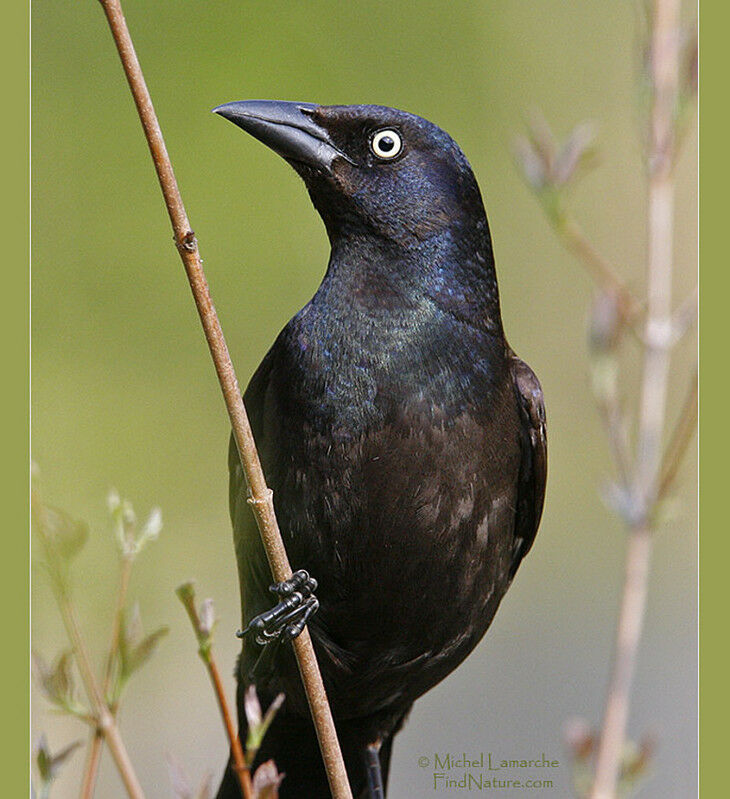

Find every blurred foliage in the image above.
[513,114,598,220]
[176,583,286,796]
[34,735,82,799]
[32,481,166,796]
[167,754,214,799]
[243,686,286,769]
[564,718,655,798]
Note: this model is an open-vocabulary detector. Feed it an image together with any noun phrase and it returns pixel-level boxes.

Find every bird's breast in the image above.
[276,301,504,441]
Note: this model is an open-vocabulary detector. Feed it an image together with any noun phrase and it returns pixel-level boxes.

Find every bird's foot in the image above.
[237,570,319,646]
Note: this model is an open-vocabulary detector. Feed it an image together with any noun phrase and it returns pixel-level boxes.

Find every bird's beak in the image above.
[213,100,350,172]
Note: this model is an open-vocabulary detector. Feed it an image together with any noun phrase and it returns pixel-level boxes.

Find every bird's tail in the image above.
[215,709,397,799]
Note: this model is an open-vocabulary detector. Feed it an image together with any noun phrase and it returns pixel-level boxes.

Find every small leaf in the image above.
[252,760,284,799]
[33,651,76,710]
[176,582,217,657]
[124,603,144,650]
[136,506,162,552]
[119,606,168,682]
[525,113,558,175]
[553,122,597,187]
[246,688,285,765]
[601,481,642,527]
[194,774,214,799]
[622,733,656,781]
[513,135,547,190]
[589,289,623,354]
[107,488,121,515]
[176,581,196,608]
[32,653,53,699]
[198,598,216,637]
[127,626,169,674]
[50,651,74,706]
[261,693,285,737]
[167,754,213,799]
[244,685,263,731]
[167,753,193,799]
[681,27,698,99]
[50,740,82,774]
[35,735,82,785]
[122,500,137,529]
[109,492,140,555]
[43,505,89,562]
[514,112,598,196]
[564,717,595,762]
[36,734,52,783]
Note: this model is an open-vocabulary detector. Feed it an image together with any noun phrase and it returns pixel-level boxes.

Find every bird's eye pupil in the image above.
[379,137,394,152]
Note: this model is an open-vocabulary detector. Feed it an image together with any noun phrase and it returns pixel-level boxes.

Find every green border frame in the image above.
[4,0,30,795]
[698,2,722,796]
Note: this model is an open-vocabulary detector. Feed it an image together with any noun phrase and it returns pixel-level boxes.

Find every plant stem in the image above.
[33,496,146,799]
[590,525,653,799]
[177,586,253,799]
[589,1,682,796]
[658,370,698,499]
[103,554,134,695]
[79,733,103,799]
[209,658,254,799]
[62,599,144,799]
[80,553,134,799]
[556,213,643,325]
[94,2,352,796]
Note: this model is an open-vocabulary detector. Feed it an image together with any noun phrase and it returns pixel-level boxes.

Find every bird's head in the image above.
[213,100,491,250]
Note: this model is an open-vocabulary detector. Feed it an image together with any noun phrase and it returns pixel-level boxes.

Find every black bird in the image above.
[213,101,546,799]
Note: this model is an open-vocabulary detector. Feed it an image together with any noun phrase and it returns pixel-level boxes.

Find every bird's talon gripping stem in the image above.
[237,569,319,646]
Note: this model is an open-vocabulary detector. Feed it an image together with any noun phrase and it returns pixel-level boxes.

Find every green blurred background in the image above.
[32,1,697,796]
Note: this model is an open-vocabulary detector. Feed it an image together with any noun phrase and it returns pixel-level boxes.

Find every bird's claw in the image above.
[238,569,319,646]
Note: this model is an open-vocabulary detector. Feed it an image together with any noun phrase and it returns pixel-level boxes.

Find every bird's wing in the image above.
[508,352,547,578]
[228,348,281,612]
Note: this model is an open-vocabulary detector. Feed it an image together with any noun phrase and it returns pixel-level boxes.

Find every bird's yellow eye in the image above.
[371,129,403,159]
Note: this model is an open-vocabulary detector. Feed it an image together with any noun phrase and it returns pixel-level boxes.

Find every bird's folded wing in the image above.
[508,352,547,578]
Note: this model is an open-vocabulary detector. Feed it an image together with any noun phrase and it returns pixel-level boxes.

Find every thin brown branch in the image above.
[590,0,683,796]
[209,658,254,799]
[177,586,253,799]
[93,2,352,795]
[658,369,698,499]
[634,0,681,513]
[79,734,103,799]
[590,525,653,799]
[80,553,134,799]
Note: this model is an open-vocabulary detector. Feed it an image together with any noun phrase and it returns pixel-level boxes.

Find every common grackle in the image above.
[213,101,547,799]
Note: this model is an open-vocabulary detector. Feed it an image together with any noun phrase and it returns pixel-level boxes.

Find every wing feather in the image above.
[508,352,547,578]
